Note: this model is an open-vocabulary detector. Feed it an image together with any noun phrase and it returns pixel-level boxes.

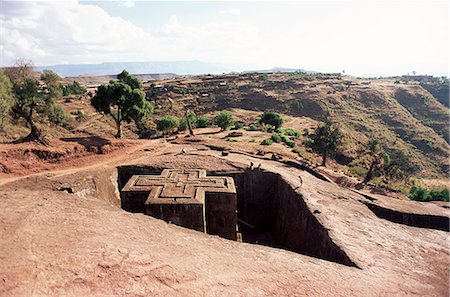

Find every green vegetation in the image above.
[48,104,73,126]
[409,186,449,202]
[259,111,283,129]
[40,70,63,98]
[11,77,53,143]
[308,122,343,166]
[196,116,210,128]
[271,133,282,143]
[91,70,153,138]
[214,111,234,130]
[179,112,197,131]
[247,124,258,131]
[234,121,244,130]
[156,115,179,134]
[0,70,13,131]
[280,128,301,137]
[63,81,86,96]
[280,134,296,148]
[261,138,273,145]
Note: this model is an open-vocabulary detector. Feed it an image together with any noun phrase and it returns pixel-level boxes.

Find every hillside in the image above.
[1,72,448,189]
[140,73,449,180]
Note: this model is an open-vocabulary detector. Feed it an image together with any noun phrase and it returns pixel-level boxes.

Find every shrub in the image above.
[283,137,296,148]
[271,133,282,143]
[247,124,259,131]
[282,128,301,137]
[215,111,234,130]
[63,81,86,96]
[409,186,449,202]
[196,116,210,128]
[234,121,244,130]
[179,112,197,131]
[259,111,283,129]
[261,138,273,145]
[48,104,73,126]
[262,124,275,133]
[156,115,179,134]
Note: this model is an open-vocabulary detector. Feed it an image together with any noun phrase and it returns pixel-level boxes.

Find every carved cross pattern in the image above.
[122,169,235,205]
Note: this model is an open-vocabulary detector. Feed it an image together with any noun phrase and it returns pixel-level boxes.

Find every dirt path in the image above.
[0,139,164,187]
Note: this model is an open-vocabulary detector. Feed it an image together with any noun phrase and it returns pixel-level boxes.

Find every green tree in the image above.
[310,121,343,167]
[259,111,283,129]
[0,70,13,131]
[156,115,179,134]
[40,69,63,98]
[91,71,153,138]
[215,111,234,130]
[196,116,210,128]
[11,77,52,143]
[117,70,141,90]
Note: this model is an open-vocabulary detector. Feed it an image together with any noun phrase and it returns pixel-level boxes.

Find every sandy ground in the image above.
[0,133,449,296]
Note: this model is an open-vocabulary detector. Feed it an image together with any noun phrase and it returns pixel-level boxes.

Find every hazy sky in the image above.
[1,0,448,76]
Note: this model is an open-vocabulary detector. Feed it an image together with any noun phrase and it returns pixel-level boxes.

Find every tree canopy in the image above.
[11,77,53,143]
[259,111,283,129]
[214,111,234,130]
[0,71,14,131]
[156,115,179,134]
[91,72,153,138]
[310,121,343,166]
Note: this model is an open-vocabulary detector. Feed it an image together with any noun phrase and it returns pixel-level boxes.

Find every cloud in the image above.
[119,0,135,8]
[0,1,157,66]
[219,9,240,16]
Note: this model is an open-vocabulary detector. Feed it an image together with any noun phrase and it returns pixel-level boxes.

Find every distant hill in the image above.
[245,67,317,74]
[34,61,256,77]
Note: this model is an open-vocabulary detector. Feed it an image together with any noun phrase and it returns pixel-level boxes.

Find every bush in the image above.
[156,115,179,134]
[215,111,234,130]
[282,128,301,137]
[179,112,197,131]
[63,81,86,96]
[262,124,275,133]
[259,111,283,129]
[234,121,244,130]
[48,104,73,126]
[247,124,259,131]
[271,133,282,143]
[283,138,296,148]
[261,138,273,145]
[409,186,449,202]
[197,116,210,128]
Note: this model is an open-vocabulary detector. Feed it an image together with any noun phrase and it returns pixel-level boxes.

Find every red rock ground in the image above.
[0,137,448,296]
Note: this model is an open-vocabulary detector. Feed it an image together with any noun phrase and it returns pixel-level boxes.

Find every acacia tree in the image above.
[91,71,153,138]
[310,121,343,167]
